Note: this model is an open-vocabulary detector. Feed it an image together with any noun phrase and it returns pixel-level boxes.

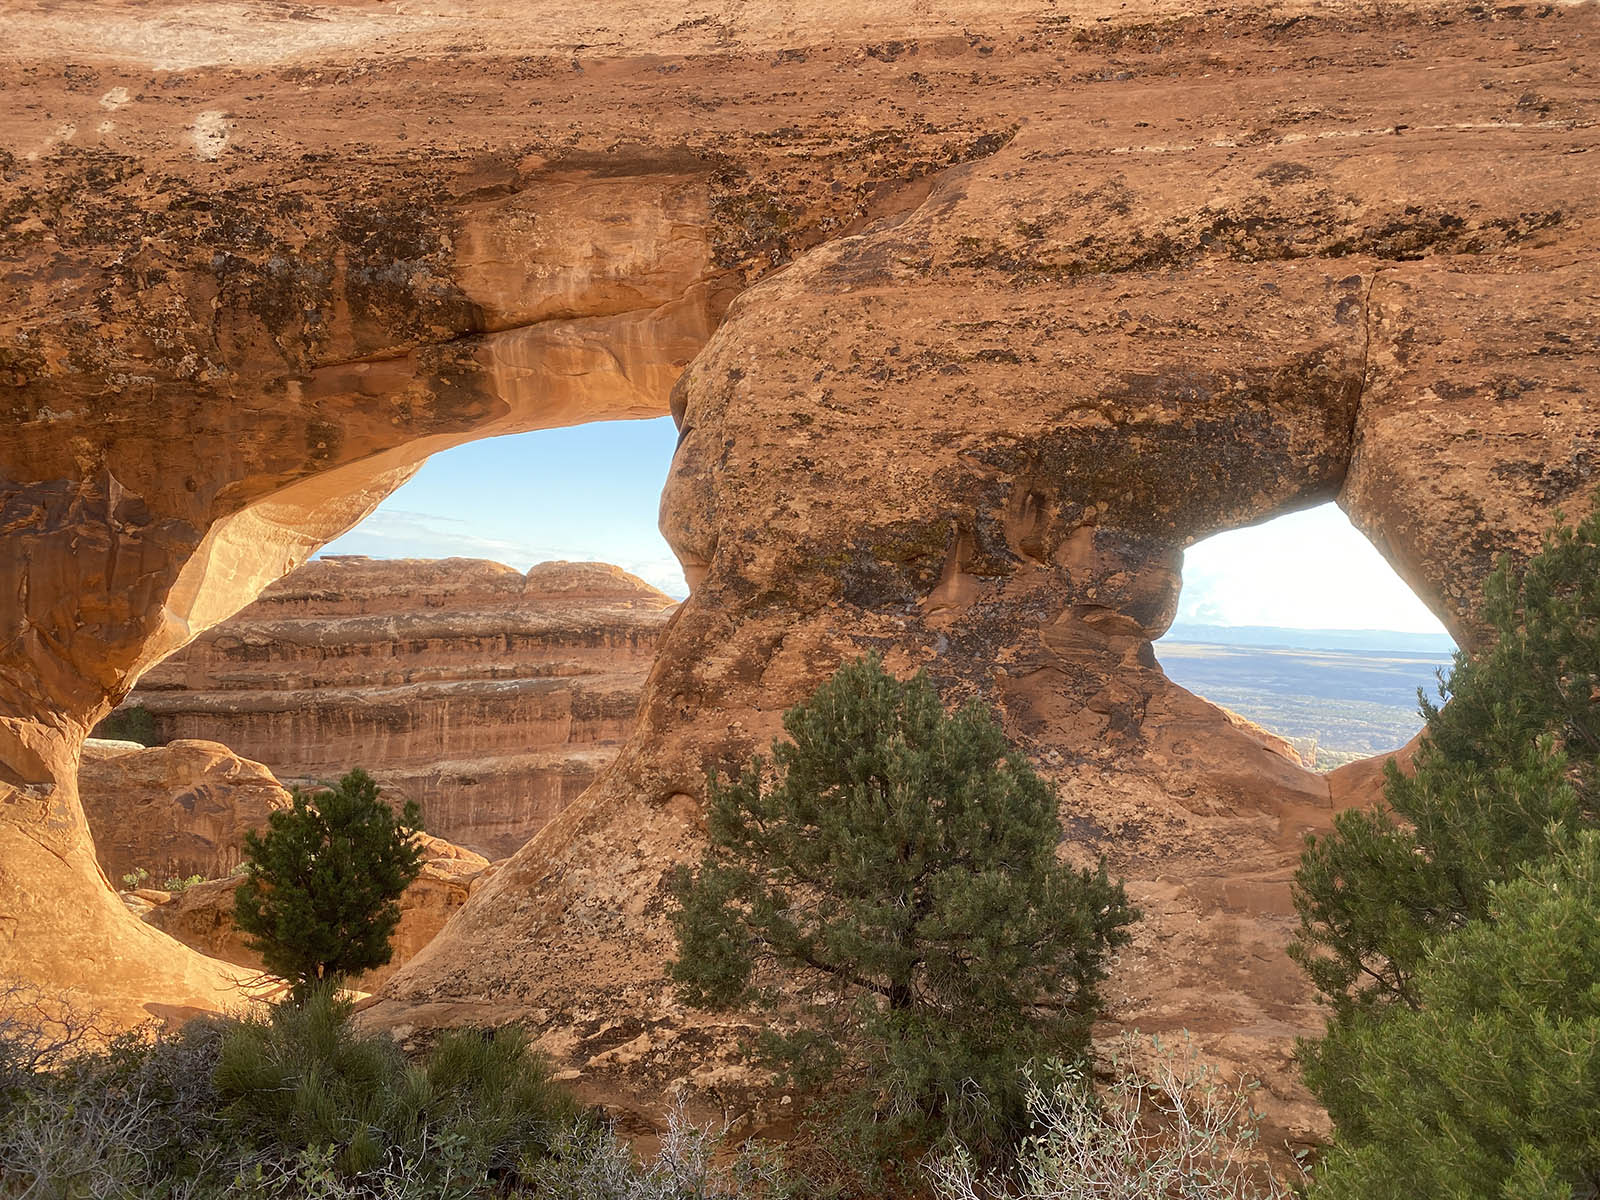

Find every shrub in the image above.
[0,984,585,1199]
[234,767,424,993]
[0,979,809,1199]
[0,986,229,1199]
[525,1105,803,1200]
[0,979,103,1103]
[1290,494,1600,1018]
[216,984,581,1191]
[91,702,161,746]
[670,654,1135,1179]
[1291,491,1600,1196]
[1305,831,1600,1200]
[926,1035,1296,1200]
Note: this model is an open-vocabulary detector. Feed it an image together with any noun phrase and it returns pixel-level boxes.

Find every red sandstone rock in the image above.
[120,557,675,858]
[80,738,292,882]
[143,832,491,992]
[79,734,489,994]
[1325,732,1423,813]
[1,0,1597,1137]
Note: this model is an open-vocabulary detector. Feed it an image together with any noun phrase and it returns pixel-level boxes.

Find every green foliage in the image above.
[0,1010,233,1198]
[1291,491,1600,1197]
[1291,744,1576,1014]
[0,984,592,1199]
[1290,495,1600,1016]
[1306,832,1600,1200]
[669,654,1136,1176]
[92,702,160,746]
[234,768,425,993]
[217,984,580,1189]
[120,868,204,894]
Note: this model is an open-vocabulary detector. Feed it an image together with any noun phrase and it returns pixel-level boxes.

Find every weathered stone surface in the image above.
[143,832,491,992]
[121,557,675,857]
[372,8,1599,1140]
[80,732,494,993]
[80,738,291,882]
[1,0,1597,1135]
[1341,260,1600,643]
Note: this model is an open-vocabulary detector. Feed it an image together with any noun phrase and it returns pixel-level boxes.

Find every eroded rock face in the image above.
[80,738,292,882]
[2,0,1598,1133]
[0,0,1008,1018]
[81,732,495,992]
[143,832,491,992]
[120,557,676,857]
[371,5,1599,1141]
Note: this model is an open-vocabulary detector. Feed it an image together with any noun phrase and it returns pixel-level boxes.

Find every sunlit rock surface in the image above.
[142,831,492,992]
[120,557,676,857]
[80,737,292,882]
[0,0,1596,1134]
[81,733,495,992]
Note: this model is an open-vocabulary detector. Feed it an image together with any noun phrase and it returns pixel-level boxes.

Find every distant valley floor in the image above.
[1155,629,1456,769]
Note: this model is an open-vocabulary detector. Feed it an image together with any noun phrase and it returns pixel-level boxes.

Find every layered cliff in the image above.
[122,558,676,857]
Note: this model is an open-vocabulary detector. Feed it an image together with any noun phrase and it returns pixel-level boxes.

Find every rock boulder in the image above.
[142,832,492,992]
[80,738,291,883]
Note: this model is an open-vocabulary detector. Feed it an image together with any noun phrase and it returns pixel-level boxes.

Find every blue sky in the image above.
[1175,504,1449,636]
[322,419,1449,635]
[320,418,690,596]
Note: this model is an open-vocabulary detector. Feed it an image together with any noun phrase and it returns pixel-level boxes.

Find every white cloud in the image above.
[1175,503,1447,634]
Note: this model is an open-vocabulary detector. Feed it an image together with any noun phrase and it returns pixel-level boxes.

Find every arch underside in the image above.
[1,0,1597,1131]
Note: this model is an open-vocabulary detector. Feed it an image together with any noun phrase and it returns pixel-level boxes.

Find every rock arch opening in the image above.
[321,417,688,596]
[102,417,687,861]
[1154,502,1457,772]
[0,139,724,1021]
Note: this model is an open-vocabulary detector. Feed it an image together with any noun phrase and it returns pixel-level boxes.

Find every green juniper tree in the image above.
[1307,832,1600,1200]
[234,768,425,995]
[669,654,1135,1173]
[1290,494,1600,1019]
[1291,491,1600,1197]
[92,702,160,746]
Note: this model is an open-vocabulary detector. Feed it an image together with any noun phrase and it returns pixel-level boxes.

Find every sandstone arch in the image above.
[3,0,1598,1131]
[371,65,1599,1136]
[0,152,728,1020]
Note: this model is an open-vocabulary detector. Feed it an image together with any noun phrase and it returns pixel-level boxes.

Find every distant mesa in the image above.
[103,557,677,859]
[1161,622,1458,655]
[1154,623,1457,769]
